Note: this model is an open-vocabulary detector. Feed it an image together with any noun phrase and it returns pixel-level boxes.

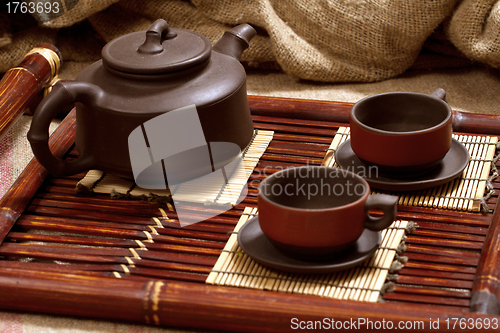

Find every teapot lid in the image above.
[101,19,212,75]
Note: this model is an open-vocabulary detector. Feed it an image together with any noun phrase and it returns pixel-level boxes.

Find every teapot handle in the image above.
[28,81,101,177]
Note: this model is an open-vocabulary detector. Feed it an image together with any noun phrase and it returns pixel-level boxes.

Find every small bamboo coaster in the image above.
[206,208,411,303]
[323,127,499,212]
[76,130,273,206]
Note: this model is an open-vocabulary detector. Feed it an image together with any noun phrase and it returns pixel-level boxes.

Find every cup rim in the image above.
[258,166,370,212]
[350,92,452,136]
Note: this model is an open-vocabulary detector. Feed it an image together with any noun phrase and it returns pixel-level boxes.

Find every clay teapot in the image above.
[28,19,256,184]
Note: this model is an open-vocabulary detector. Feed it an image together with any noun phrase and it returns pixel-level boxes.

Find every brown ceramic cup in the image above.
[349,88,452,178]
[257,166,398,261]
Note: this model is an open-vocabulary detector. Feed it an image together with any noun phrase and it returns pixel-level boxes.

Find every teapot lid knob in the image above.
[101,19,212,75]
[138,19,177,54]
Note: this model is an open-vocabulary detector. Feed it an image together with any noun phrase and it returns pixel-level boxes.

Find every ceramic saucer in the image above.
[335,139,470,192]
[237,216,381,274]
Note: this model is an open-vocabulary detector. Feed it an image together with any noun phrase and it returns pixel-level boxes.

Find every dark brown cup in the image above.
[349,88,452,178]
[257,166,398,261]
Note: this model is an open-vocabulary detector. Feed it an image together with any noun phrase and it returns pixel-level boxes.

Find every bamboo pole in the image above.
[0,44,61,140]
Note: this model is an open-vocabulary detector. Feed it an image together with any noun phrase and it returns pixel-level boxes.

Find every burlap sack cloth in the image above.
[1,0,500,82]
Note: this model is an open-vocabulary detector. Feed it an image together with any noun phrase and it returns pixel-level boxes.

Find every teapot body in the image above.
[72,53,254,180]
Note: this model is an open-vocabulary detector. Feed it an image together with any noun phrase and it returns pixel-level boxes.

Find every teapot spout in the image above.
[213,24,256,61]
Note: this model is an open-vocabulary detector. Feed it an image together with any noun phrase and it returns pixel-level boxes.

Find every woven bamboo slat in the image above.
[76,130,273,206]
[207,209,411,303]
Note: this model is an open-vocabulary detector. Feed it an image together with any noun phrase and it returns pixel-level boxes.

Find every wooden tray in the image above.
[1,96,500,332]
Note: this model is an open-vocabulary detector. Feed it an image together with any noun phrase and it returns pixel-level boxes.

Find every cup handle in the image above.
[27,80,102,177]
[363,194,398,231]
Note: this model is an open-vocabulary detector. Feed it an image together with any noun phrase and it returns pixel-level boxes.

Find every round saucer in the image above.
[237,216,381,274]
[335,139,469,192]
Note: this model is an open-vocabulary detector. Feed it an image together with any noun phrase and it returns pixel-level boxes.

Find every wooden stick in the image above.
[0,244,129,264]
[405,243,481,258]
[387,284,471,298]
[124,266,208,283]
[0,242,131,257]
[6,231,139,248]
[410,229,485,242]
[414,221,488,236]
[17,214,157,231]
[402,261,477,274]
[383,293,471,308]
[271,132,333,144]
[0,44,62,140]
[404,252,479,267]
[471,189,500,314]
[395,275,473,289]
[131,258,212,273]
[131,250,217,267]
[267,139,329,152]
[252,121,336,137]
[398,267,475,281]
[248,95,500,135]
[0,108,76,246]
[0,260,121,273]
[4,267,500,330]
[405,235,483,250]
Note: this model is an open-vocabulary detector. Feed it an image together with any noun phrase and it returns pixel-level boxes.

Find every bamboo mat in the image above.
[323,127,499,212]
[206,207,412,302]
[76,130,274,208]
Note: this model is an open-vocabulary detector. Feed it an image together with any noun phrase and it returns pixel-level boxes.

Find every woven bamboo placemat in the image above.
[206,207,412,303]
[323,127,499,213]
[76,130,274,208]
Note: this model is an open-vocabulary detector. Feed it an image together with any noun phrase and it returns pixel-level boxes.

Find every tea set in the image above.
[239,88,470,273]
[27,20,470,274]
